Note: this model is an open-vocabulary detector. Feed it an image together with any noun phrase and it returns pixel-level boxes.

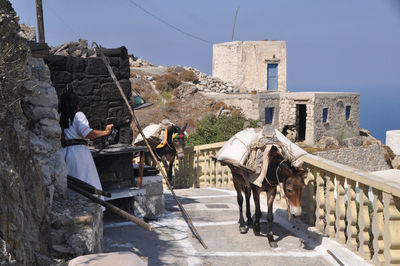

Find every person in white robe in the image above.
[59,89,113,194]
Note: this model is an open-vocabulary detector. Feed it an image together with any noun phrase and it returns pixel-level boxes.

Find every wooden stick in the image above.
[138,152,145,188]
[67,175,111,197]
[93,42,208,249]
[68,182,153,232]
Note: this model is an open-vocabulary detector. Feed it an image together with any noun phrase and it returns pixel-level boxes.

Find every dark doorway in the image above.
[296,104,307,141]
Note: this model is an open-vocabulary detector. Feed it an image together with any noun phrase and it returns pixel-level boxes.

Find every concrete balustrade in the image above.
[302,154,400,265]
[171,142,233,188]
[171,141,400,265]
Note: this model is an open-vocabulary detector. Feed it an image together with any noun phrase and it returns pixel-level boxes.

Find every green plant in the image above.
[186,114,260,147]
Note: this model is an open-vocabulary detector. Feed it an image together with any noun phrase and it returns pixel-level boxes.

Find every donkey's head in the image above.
[170,123,187,160]
[269,146,307,217]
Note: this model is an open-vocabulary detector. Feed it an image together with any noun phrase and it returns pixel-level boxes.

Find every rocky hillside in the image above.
[128,58,244,138]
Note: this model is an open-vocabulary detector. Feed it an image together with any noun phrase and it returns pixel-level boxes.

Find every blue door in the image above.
[267,64,278,90]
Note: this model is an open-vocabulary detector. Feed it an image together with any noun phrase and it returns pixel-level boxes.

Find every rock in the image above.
[316,136,340,149]
[68,252,146,266]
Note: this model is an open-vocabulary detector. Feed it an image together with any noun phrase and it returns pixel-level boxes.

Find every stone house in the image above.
[211,41,360,145]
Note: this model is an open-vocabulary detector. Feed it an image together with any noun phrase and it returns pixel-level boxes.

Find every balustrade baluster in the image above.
[383,192,400,264]
[346,179,358,251]
[325,173,335,237]
[358,183,371,260]
[335,176,346,244]
[315,169,325,232]
[372,188,384,265]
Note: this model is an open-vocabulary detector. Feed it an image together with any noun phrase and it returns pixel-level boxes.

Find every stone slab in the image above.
[68,251,146,266]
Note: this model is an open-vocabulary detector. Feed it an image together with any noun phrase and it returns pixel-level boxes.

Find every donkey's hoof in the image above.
[253,229,261,236]
[246,219,253,228]
[268,241,278,248]
[239,226,248,234]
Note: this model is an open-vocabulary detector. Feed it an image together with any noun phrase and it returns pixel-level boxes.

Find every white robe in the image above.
[62,111,103,191]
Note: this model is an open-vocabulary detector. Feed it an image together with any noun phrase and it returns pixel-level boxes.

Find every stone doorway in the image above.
[296,104,307,141]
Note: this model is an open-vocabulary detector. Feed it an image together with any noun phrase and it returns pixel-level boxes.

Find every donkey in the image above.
[142,123,187,183]
[227,145,306,247]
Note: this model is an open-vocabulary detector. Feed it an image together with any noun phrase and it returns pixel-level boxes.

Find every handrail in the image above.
[302,154,400,197]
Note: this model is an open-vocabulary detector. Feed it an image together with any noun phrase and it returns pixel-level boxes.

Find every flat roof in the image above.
[283,91,359,99]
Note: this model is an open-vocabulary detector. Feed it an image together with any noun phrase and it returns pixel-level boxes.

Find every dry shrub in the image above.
[231,109,243,116]
[166,67,175,73]
[155,73,181,91]
[179,70,198,83]
[185,118,197,128]
[155,79,169,91]
[165,73,181,88]
[214,101,228,110]
[168,100,179,108]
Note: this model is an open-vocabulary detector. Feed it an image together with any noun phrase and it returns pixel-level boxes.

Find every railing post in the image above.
[335,175,346,244]
[346,179,358,251]
[325,173,335,238]
[383,192,400,265]
[357,183,371,260]
[315,169,325,232]
[372,188,384,265]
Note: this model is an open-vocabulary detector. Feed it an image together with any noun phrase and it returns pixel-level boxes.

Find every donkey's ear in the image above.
[270,145,278,152]
[171,124,179,131]
[182,123,187,132]
[297,169,307,179]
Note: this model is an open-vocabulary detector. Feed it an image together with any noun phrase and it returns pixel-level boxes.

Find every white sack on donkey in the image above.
[216,128,263,165]
[252,129,308,187]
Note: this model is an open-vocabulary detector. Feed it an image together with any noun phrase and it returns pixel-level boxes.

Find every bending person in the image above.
[59,89,113,194]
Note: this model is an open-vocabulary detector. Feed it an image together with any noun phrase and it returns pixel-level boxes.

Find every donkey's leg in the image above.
[244,186,253,228]
[233,179,247,234]
[252,186,262,236]
[266,187,278,248]
[167,154,176,183]
[160,158,171,183]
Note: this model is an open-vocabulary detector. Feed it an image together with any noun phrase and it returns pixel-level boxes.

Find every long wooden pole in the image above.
[231,6,239,42]
[35,0,45,43]
[67,175,111,197]
[92,42,208,249]
[68,182,153,232]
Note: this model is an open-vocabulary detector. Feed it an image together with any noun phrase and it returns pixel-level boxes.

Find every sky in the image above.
[10,0,400,142]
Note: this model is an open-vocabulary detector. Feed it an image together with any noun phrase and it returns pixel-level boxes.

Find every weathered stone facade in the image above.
[314,144,390,172]
[44,48,132,147]
[279,92,360,145]
[213,41,287,92]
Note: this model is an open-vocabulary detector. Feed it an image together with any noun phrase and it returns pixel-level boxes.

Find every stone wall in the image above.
[314,144,390,172]
[44,49,132,147]
[0,2,52,264]
[212,41,287,92]
[0,2,105,264]
[258,92,280,128]
[204,92,260,120]
[313,93,360,144]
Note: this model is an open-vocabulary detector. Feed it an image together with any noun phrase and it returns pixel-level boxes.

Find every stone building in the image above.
[213,41,287,92]
[211,40,360,145]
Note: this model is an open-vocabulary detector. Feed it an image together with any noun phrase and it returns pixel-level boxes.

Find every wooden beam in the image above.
[35,0,45,43]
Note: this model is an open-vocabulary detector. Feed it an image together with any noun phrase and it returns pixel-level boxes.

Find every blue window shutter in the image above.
[267,64,278,90]
[322,108,328,123]
[345,106,351,120]
[265,107,274,124]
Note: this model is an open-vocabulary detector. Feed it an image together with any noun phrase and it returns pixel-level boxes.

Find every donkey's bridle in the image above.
[264,158,292,220]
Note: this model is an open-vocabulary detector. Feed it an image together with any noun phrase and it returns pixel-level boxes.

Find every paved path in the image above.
[103,188,366,266]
